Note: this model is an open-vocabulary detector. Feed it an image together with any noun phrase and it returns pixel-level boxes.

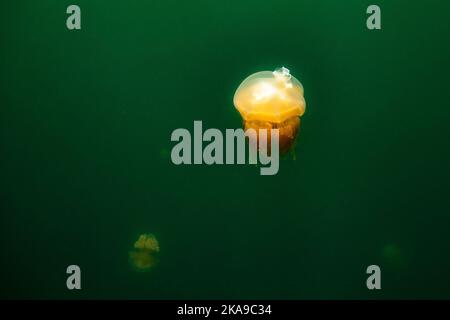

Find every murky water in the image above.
[1,0,450,299]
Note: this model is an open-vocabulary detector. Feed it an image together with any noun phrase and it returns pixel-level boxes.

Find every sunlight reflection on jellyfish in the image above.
[129,233,160,272]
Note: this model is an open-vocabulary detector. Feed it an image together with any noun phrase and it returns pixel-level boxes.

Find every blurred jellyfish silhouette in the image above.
[129,233,160,272]
[381,244,407,270]
[233,67,306,154]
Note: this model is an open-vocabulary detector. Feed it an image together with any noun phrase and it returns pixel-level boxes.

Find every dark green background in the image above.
[1,0,450,299]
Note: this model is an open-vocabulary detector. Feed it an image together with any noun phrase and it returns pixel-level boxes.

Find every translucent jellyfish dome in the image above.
[233,67,306,123]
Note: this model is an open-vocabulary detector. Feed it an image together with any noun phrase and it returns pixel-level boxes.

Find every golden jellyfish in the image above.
[233,67,306,154]
[129,233,160,272]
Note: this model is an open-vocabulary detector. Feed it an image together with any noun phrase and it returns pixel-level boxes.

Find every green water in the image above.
[1,0,450,299]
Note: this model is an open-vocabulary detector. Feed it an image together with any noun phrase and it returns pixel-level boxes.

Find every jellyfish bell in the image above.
[129,233,160,272]
[134,234,160,252]
[233,67,306,154]
[234,67,305,122]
